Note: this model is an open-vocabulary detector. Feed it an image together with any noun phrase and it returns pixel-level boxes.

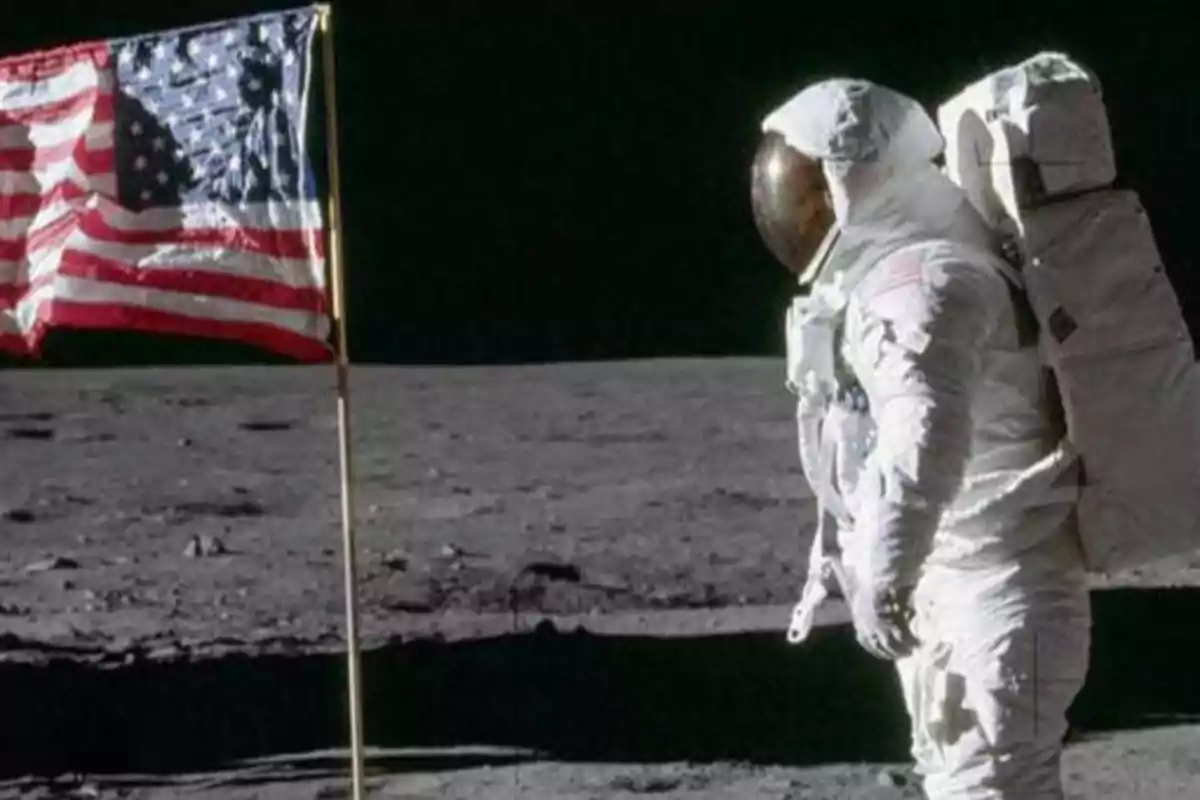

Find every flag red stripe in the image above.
[2,205,325,262]
[78,208,326,260]
[2,258,327,314]
[0,88,111,127]
[0,203,324,262]
[78,146,115,175]
[0,330,25,355]
[0,182,95,220]
[0,42,109,80]
[0,209,84,259]
[0,136,94,171]
[8,299,331,362]
[0,141,119,176]
[55,250,327,313]
[0,282,25,306]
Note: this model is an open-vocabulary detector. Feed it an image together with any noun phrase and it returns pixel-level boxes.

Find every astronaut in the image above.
[751,78,1092,798]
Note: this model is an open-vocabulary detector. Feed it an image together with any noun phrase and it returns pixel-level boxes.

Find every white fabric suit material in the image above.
[768,79,1091,798]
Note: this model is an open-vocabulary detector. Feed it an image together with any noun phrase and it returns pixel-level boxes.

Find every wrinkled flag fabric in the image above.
[0,7,330,361]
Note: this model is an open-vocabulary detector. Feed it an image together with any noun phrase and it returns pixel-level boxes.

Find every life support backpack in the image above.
[937,52,1200,576]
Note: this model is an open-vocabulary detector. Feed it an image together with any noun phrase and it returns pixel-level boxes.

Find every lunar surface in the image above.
[3,358,1200,798]
[0,360,832,650]
[6,729,1200,799]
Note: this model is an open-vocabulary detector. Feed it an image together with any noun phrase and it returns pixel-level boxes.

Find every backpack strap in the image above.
[986,237,1076,476]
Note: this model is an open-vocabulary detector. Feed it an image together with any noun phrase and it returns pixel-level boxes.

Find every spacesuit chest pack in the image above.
[783,281,880,644]
[784,285,872,529]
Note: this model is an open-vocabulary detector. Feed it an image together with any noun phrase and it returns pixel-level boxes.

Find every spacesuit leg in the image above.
[896,564,1091,799]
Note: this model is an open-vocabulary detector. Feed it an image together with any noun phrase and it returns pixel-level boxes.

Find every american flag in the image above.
[0,7,330,361]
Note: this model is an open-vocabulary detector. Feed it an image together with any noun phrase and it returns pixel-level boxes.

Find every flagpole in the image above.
[316,5,367,800]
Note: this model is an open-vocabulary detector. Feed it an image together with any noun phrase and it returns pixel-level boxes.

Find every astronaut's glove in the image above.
[850,584,919,661]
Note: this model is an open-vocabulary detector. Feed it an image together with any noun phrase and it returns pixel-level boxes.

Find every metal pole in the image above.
[316,5,367,799]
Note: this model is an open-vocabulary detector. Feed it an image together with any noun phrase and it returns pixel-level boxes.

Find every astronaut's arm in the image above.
[854,255,998,594]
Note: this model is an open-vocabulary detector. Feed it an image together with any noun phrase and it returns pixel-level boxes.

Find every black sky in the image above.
[2,0,1196,367]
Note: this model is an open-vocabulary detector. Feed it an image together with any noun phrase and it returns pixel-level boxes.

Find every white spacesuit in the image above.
[751,79,1092,798]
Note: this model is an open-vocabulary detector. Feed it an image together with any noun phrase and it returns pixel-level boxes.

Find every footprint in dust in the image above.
[0,411,55,422]
[178,500,265,518]
[698,487,805,512]
[607,773,693,794]
[162,397,212,408]
[148,499,266,524]
[238,420,296,432]
[517,561,583,583]
[5,427,56,441]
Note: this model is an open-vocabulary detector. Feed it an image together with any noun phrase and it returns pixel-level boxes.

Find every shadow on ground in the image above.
[1,587,1196,780]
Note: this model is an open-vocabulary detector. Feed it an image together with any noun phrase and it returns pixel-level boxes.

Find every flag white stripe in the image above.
[95,197,325,233]
[0,201,84,239]
[0,199,325,240]
[0,161,112,195]
[2,235,325,287]
[0,61,113,112]
[7,275,328,339]
[0,118,114,151]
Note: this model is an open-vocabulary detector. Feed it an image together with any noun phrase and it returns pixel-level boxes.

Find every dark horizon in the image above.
[2,0,1195,368]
